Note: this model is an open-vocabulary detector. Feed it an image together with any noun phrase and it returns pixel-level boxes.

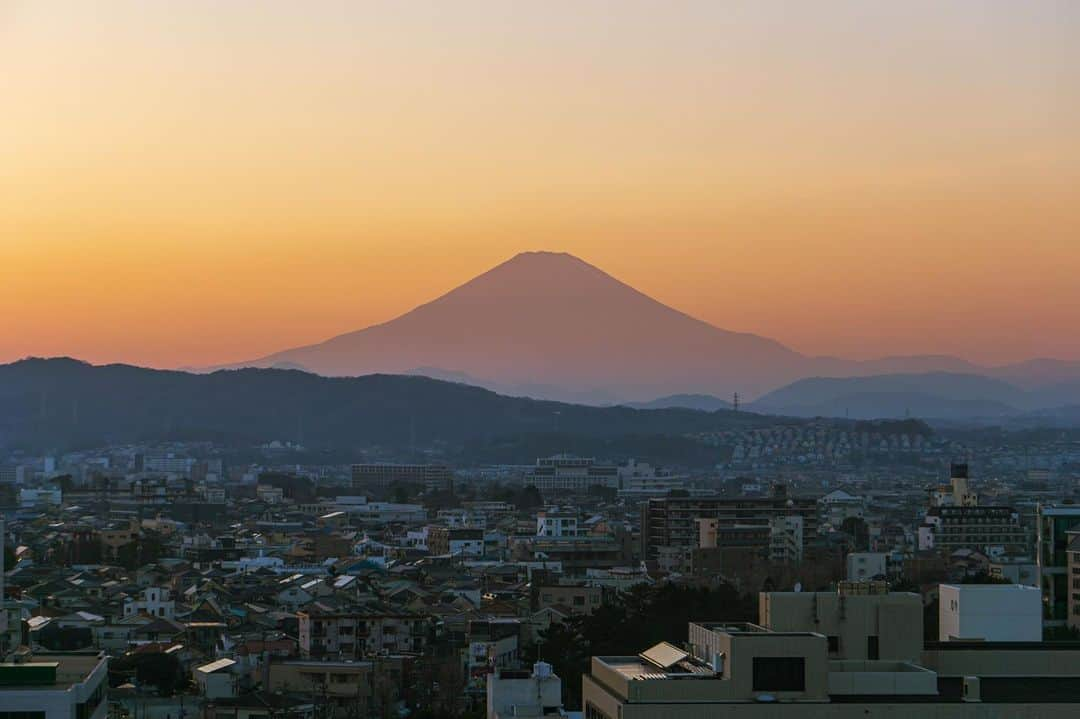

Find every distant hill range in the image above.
[623,394,733,412]
[748,372,1080,422]
[0,358,806,452]
[205,251,1080,414]
[6,358,1077,458]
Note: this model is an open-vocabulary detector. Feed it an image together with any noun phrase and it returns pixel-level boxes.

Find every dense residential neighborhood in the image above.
[2,437,1080,718]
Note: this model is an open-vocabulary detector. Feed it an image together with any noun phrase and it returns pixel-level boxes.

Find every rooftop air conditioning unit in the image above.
[962,676,981,702]
[711,652,724,674]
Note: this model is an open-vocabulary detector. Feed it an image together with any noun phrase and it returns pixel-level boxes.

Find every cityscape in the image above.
[4,2,1080,719]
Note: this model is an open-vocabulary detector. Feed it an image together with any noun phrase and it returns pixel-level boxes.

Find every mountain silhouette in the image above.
[750,372,1031,420]
[623,394,733,412]
[214,251,1080,403]
[218,251,808,399]
[0,357,787,453]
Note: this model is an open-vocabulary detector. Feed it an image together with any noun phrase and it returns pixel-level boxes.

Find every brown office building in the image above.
[640,493,818,559]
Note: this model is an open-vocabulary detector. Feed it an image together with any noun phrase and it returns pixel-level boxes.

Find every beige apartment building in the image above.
[268,657,416,717]
[760,587,922,661]
[534,583,604,615]
[297,607,428,657]
[582,587,1080,718]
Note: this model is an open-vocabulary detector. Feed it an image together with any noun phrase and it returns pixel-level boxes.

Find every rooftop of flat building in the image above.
[692,621,769,634]
[939,583,1040,592]
[0,654,105,690]
[1038,505,1080,516]
[598,655,715,681]
[595,652,1080,704]
[276,659,374,669]
[924,640,1080,651]
[833,677,1080,703]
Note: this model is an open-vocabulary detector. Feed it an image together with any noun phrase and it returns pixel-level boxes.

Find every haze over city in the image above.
[3,1,1080,369]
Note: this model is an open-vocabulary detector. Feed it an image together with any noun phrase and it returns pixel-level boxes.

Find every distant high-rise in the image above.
[524,456,618,493]
[1038,503,1080,629]
[640,490,818,560]
[350,463,452,494]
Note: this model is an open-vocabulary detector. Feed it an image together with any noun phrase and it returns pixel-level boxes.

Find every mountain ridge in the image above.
[211,251,809,400]
[749,371,1080,421]
[623,393,733,412]
[203,251,1080,404]
[0,356,799,454]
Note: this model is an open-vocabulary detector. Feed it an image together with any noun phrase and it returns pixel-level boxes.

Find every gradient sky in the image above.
[2,1,1078,368]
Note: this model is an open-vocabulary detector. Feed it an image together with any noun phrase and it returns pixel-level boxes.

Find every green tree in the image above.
[53,474,75,493]
[515,485,543,510]
[840,516,870,552]
[529,583,755,709]
[111,652,186,696]
[391,483,413,504]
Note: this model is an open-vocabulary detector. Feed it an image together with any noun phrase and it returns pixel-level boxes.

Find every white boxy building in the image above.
[486,662,568,719]
[939,584,1042,642]
[0,654,108,719]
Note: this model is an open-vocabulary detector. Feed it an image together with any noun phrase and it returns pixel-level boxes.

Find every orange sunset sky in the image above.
[2,1,1078,369]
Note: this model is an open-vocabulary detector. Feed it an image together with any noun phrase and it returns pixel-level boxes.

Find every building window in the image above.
[827,636,840,654]
[752,657,805,692]
[867,635,879,660]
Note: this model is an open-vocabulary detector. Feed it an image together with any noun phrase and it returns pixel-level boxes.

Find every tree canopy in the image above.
[527,582,755,708]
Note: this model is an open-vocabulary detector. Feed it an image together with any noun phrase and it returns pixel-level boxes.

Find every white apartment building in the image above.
[0,654,108,719]
[846,552,888,582]
[616,459,688,497]
[142,454,195,475]
[525,456,618,493]
[536,510,583,538]
[486,662,568,719]
[337,501,426,524]
[769,515,804,563]
[123,586,175,619]
[19,488,62,509]
[256,484,285,504]
[939,584,1042,642]
[819,489,865,525]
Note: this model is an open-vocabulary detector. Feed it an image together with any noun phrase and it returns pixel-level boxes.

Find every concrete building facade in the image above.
[939,584,1041,642]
